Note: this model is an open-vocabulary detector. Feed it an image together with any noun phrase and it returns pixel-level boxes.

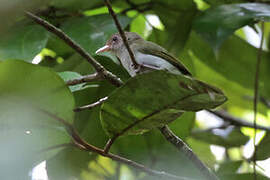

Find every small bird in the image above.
[96,32,191,77]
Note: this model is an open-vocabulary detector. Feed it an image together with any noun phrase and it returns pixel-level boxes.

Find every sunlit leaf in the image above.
[183,32,270,108]
[194,3,270,50]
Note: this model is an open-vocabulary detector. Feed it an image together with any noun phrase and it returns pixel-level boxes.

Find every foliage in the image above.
[0,0,270,180]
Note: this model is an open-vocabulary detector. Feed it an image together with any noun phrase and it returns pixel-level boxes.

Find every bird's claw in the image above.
[132,64,141,73]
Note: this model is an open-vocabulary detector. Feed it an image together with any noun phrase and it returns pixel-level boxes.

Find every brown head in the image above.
[95,32,142,54]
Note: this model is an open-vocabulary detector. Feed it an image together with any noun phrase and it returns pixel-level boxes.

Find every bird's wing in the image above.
[136,41,192,76]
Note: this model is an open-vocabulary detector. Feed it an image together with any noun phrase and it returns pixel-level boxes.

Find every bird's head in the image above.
[95,32,142,54]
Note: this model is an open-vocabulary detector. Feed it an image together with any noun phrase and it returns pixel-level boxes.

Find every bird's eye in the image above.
[112,37,118,42]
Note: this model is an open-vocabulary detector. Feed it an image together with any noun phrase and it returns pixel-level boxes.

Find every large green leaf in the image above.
[255,132,270,160]
[0,24,49,62]
[0,60,74,179]
[184,32,270,105]
[193,3,270,50]
[100,71,226,137]
[61,14,131,56]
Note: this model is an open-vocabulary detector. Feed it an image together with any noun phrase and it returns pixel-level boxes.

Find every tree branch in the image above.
[66,73,102,86]
[39,108,192,180]
[159,126,219,180]
[74,97,108,112]
[104,0,139,69]
[208,110,270,132]
[27,5,219,180]
[253,21,265,180]
[25,11,123,87]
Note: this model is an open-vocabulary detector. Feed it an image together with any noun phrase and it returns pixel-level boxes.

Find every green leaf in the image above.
[114,129,204,180]
[186,138,216,168]
[255,132,270,160]
[100,71,226,137]
[47,148,96,180]
[0,25,49,62]
[50,0,103,10]
[58,71,90,92]
[61,14,132,56]
[192,127,249,148]
[219,173,269,180]
[193,3,270,50]
[203,0,246,6]
[169,112,195,139]
[0,60,74,179]
[217,160,243,175]
[47,82,114,180]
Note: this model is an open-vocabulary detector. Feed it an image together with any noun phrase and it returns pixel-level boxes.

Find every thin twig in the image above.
[74,97,108,112]
[253,21,265,180]
[104,0,139,69]
[208,110,270,132]
[39,108,192,180]
[66,73,102,86]
[159,126,219,180]
[103,138,114,154]
[25,11,123,87]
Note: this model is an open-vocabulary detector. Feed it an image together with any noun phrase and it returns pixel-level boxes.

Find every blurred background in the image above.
[1,0,270,180]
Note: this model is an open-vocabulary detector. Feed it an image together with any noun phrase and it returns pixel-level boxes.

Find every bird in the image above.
[95,32,191,77]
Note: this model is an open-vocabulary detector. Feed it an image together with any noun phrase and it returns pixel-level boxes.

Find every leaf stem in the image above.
[253,21,264,180]
[74,97,108,112]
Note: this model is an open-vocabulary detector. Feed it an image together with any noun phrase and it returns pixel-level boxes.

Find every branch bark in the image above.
[74,97,108,112]
[104,0,139,69]
[25,11,123,87]
[159,126,219,180]
[39,108,192,180]
[66,73,102,86]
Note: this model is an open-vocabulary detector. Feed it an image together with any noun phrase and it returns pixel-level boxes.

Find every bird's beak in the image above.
[95,45,111,54]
